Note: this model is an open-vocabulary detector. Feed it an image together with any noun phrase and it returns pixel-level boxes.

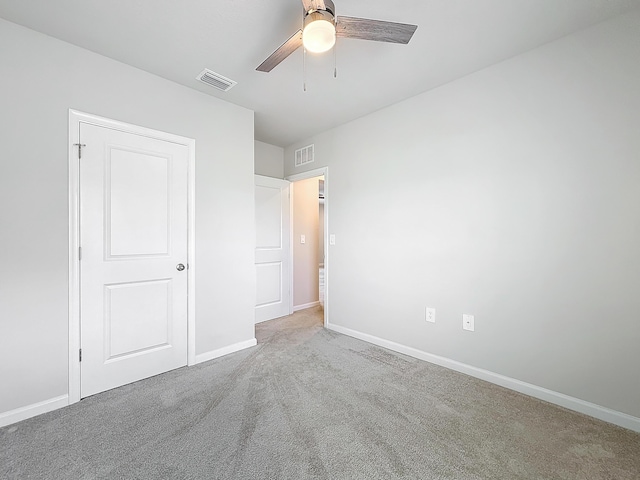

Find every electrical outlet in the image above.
[463,314,475,331]
[300,234,306,244]
[425,307,436,323]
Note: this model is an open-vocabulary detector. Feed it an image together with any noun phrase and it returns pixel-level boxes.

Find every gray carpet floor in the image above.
[1,306,639,479]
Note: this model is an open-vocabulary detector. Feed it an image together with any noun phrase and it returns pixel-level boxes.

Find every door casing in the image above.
[68,109,196,405]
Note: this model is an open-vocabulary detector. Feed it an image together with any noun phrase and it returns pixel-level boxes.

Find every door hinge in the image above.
[73,143,86,159]
[78,246,82,261]
[79,349,82,362]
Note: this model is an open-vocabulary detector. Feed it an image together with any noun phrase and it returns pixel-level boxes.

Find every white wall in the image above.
[254,140,284,178]
[0,19,255,416]
[285,12,640,421]
[292,177,321,308]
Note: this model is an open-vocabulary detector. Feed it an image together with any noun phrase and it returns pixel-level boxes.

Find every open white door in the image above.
[79,122,189,398]
[255,175,291,323]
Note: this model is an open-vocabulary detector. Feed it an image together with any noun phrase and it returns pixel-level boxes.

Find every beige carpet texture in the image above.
[1,307,639,479]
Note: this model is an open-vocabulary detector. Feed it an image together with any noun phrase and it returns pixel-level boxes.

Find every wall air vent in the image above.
[196,69,237,92]
[294,144,314,167]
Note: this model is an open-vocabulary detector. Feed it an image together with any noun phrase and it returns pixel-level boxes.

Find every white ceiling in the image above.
[1,0,638,146]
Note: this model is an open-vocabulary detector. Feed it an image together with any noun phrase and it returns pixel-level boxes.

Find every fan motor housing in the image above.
[304,0,335,18]
[304,9,335,29]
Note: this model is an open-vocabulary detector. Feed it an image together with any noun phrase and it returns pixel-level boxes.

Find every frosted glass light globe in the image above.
[303,19,336,53]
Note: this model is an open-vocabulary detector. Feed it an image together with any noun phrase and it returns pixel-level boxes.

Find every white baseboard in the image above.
[327,322,640,433]
[0,394,69,428]
[293,301,320,312]
[195,338,257,365]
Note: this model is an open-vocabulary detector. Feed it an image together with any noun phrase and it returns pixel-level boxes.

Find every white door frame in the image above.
[68,109,196,404]
[286,167,329,328]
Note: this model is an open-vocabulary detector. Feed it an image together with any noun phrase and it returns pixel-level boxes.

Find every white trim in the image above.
[0,395,69,428]
[288,181,295,316]
[293,301,321,312]
[286,167,329,329]
[195,338,258,365]
[68,109,196,403]
[327,322,640,433]
[68,112,81,404]
[186,128,197,367]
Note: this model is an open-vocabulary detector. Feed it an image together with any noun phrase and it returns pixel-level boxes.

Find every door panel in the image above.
[107,148,170,257]
[104,279,171,359]
[256,185,285,248]
[255,176,291,323]
[80,123,188,398]
[256,262,283,307]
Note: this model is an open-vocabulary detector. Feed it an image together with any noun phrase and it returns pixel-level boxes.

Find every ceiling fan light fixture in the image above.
[303,15,336,53]
[256,0,417,73]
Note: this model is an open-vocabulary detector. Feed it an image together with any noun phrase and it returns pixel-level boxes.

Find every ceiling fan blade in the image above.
[301,0,326,13]
[256,29,303,72]
[336,16,418,44]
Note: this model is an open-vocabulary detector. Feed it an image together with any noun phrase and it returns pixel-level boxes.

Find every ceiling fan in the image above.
[256,0,418,72]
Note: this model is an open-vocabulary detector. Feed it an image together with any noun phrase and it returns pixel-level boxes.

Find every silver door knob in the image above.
[176,263,186,271]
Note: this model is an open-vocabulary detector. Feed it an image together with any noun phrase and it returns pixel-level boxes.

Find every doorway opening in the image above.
[287,167,329,328]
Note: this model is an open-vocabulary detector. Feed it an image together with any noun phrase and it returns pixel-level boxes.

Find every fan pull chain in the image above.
[333,40,337,78]
[303,47,307,92]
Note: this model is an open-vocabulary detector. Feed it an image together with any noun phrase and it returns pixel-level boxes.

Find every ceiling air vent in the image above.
[294,144,314,167]
[196,69,237,92]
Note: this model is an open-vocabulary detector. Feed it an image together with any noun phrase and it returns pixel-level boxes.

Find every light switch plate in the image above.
[463,314,475,331]
[329,234,336,245]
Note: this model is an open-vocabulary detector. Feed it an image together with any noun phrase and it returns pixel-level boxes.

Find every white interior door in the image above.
[255,175,291,323]
[80,123,188,398]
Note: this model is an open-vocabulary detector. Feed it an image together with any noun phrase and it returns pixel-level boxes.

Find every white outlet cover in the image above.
[426,307,436,323]
[463,314,475,331]
[301,234,306,244]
